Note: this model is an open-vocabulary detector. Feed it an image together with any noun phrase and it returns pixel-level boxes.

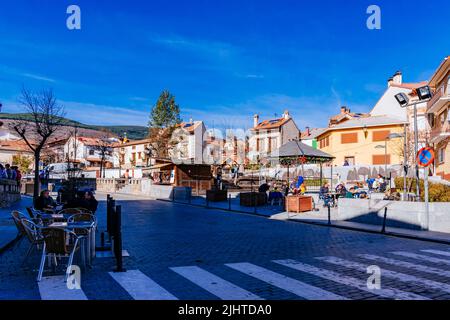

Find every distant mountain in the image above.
[0,113,148,140]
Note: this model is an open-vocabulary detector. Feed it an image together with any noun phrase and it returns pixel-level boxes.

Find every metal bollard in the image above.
[328,204,331,225]
[228,194,231,211]
[106,195,111,241]
[113,205,126,272]
[381,207,388,234]
[109,199,116,242]
[101,232,105,248]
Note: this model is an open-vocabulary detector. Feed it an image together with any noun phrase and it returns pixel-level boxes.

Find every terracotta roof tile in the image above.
[253,118,290,130]
[390,81,428,90]
[0,140,33,153]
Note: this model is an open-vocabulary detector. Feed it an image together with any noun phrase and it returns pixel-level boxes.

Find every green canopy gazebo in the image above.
[268,140,335,189]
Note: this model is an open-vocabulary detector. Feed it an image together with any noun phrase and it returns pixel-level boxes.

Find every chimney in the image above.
[253,114,259,128]
[305,126,311,136]
[340,106,348,114]
[388,71,402,87]
[393,71,402,85]
[283,110,291,120]
[387,77,394,87]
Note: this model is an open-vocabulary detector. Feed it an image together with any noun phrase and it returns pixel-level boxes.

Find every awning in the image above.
[147,163,174,170]
[269,141,334,164]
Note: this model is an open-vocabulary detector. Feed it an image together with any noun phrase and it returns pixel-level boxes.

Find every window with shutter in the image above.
[341,133,358,144]
[372,130,391,142]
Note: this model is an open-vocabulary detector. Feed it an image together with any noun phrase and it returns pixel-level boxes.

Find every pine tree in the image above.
[148,90,182,159]
[149,90,181,128]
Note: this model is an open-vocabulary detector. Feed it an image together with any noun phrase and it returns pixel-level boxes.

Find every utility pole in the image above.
[413,103,420,201]
[403,124,408,201]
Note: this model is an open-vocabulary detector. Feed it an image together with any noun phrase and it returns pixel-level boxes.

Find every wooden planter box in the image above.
[206,189,228,202]
[286,195,313,213]
[240,192,266,207]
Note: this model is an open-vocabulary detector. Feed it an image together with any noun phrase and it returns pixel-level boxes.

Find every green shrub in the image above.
[394,177,450,202]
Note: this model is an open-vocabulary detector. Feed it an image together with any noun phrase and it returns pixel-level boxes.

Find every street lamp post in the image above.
[403,124,408,201]
[395,86,433,201]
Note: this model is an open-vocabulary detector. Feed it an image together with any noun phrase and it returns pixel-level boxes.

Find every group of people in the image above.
[0,164,22,184]
[320,181,370,207]
[35,189,98,213]
[367,174,388,192]
[258,176,308,206]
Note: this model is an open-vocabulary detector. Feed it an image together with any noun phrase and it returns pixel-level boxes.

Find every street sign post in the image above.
[417,147,435,231]
[417,147,434,168]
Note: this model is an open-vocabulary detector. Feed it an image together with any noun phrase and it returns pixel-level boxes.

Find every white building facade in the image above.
[170,121,206,164]
[248,110,300,162]
[370,71,430,147]
[64,136,115,169]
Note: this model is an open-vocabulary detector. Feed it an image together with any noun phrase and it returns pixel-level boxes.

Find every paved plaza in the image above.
[1,194,450,300]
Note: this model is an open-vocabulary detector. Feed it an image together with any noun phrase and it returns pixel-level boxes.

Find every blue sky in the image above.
[0,0,449,131]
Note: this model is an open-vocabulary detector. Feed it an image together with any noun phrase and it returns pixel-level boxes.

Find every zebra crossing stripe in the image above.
[421,249,450,258]
[226,262,348,300]
[171,266,263,300]
[358,254,450,278]
[317,256,450,294]
[274,259,428,300]
[38,276,87,300]
[109,270,178,300]
[392,251,450,266]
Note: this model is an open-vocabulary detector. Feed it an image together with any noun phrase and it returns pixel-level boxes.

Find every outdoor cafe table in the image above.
[39,213,72,222]
[47,221,96,267]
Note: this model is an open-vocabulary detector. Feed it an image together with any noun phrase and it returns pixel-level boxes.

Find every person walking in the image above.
[5,164,15,180]
[0,164,7,179]
[11,166,21,187]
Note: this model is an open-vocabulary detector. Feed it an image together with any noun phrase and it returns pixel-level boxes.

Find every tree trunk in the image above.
[33,151,40,205]
[100,161,104,179]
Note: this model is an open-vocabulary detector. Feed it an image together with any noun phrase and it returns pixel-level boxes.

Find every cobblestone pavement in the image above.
[1,195,450,300]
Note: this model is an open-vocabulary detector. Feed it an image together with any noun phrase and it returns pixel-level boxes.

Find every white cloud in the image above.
[151,35,239,61]
[21,73,56,83]
[1,99,149,126]
[183,93,365,132]
[129,96,148,102]
[61,101,148,126]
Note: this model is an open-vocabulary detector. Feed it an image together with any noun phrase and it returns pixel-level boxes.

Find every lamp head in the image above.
[416,85,432,100]
[394,93,409,107]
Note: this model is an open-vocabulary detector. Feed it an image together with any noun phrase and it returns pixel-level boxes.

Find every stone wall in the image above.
[338,198,450,233]
[0,179,21,208]
[96,178,192,200]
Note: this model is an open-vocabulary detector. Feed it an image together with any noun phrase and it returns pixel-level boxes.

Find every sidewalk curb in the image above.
[288,219,450,246]
[0,234,22,255]
[156,198,272,218]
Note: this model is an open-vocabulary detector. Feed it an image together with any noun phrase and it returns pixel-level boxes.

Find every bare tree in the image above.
[93,130,115,178]
[10,87,66,201]
[148,126,177,160]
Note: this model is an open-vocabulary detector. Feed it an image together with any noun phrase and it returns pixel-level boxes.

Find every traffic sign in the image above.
[417,147,435,167]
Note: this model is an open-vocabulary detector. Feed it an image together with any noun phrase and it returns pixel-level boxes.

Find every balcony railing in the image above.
[428,82,450,112]
[430,120,450,142]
